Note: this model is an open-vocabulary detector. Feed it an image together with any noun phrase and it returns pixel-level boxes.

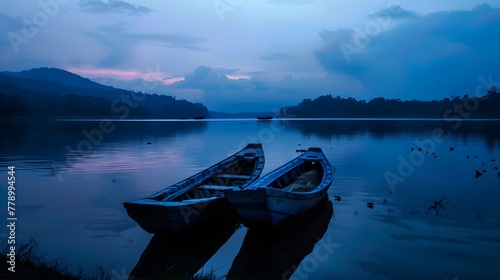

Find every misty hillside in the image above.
[3,67,110,90]
[0,68,209,119]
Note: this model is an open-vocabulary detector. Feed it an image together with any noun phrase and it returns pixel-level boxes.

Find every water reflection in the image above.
[1,119,499,279]
[286,119,500,148]
[129,210,238,279]
[227,199,333,280]
[1,120,499,170]
[0,120,207,167]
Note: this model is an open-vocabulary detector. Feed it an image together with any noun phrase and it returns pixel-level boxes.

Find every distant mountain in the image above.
[1,67,126,101]
[3,67,111,91]
[1,72,121,100]
[0,68,209,119]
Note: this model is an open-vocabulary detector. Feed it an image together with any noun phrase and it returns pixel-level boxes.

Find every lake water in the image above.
[1,119,500,280]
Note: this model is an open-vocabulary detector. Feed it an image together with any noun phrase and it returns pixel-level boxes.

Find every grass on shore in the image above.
[1,238,221,280]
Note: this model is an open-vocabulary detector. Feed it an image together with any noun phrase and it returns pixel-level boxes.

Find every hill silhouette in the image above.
[3,67,110,90]
[0,68,208,119]
[280,90,500,119]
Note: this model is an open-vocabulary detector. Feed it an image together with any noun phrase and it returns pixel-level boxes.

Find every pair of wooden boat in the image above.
[123,144,335,232]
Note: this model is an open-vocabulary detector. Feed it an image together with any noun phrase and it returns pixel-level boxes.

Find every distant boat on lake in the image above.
[225,147,335,228]
[257,116,273,120]
[193,115,205,120]
[123,144,265,233]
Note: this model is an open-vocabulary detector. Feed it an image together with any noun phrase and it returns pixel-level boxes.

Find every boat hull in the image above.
[225,186,329,228]
[124,196,233,233]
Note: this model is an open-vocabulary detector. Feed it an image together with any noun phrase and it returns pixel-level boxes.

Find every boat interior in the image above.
[270,160,324,192]
[161,156,263,202]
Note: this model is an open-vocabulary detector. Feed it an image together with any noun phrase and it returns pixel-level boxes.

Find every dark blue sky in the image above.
[1,0,499,112]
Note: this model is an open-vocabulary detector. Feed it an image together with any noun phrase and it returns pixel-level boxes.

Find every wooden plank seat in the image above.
[216,174,251,180]
[197,185,234,191]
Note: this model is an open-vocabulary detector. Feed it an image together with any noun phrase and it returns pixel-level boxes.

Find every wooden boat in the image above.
[257,115,273,120]
[123,143,265,233]
[225,147,334,228]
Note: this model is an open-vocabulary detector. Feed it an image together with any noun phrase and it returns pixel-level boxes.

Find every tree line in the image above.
[0,77,209,119]
[280,87,500,118]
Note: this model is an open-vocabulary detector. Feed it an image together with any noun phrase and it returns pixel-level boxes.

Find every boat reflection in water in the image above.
[129,211,238,279]
[227,198,334,280]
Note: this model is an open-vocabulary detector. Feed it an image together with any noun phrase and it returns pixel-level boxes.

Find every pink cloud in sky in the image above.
[65,67,251,88]
[163,77,185,85]
[226,74,251,80]
[66,67,167,82]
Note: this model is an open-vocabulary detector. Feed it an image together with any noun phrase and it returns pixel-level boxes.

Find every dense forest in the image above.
[280,87,500,118]
[0,69,209,119]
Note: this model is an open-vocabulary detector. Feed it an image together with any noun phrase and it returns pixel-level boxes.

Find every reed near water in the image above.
[1,238,219,280]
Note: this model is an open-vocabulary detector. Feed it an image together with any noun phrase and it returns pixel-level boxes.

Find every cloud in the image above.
[173,66,246,91]
[0,13,17,49]
[266,0,317,5]
[0,13,20,27]
[89,63,362,112]
[211,67,242,75]
[314,4,500,100]
[246,70,268,76]
[84,24,207,67]
[79,0,153,16]
[134,33,207,51]
[164,66,362,112]
[261,52,299,61]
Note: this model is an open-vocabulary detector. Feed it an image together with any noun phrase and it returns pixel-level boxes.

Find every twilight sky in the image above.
[1,0,500,112]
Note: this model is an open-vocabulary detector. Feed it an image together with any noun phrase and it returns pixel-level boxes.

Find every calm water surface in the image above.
[1,119,500,279]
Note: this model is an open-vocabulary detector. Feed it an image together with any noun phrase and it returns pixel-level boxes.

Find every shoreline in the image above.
[3,117,500,122]
[1,238,219,280]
